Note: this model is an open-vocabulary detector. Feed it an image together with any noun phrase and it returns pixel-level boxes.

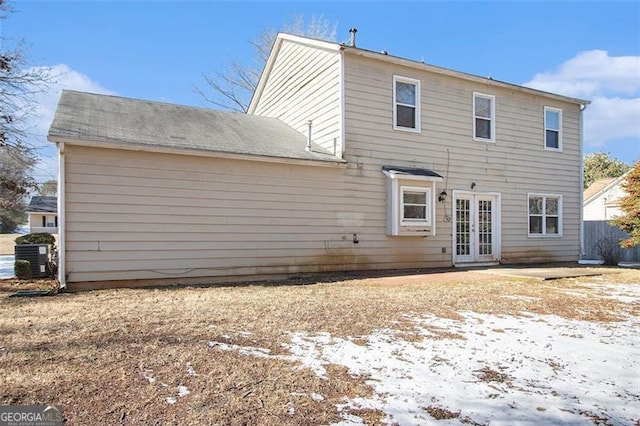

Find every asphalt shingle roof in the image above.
[28,196,57,213]
[48,90,341,163]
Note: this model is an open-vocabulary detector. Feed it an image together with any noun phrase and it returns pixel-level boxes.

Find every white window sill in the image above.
[393,125,421,133]
[473,137,495,143]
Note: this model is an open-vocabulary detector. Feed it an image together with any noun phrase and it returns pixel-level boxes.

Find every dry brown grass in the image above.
[0,268,638,424]
[0,233,18,255]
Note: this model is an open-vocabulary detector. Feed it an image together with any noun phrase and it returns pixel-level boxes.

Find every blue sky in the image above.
[4,1,640,182]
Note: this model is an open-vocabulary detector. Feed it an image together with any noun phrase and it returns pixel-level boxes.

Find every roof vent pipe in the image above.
[306,120,312,152]
[349,28,358,47]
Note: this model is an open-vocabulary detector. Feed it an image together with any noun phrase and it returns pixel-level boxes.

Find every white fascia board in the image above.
[48,136,347,168]
[344,47,590,107]
[277,33,342,51]
[247,36,283,114]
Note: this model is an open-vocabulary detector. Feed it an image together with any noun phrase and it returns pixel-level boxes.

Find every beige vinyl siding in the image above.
[342,53,582,264]
[64,145,451,284]
[62,47,584,287]
[252,40,342,155]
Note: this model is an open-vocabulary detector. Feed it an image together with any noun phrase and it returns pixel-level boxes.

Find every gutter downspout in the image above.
[579,103,588,262]
[57,142,66,289]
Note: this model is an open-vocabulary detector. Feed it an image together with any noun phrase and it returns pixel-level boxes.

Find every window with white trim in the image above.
[393,76,420,132]
[383,168,442,236]
[528,194,562,236]
[544,107,562,151]
[401,186,431,225]
[473,92,495,142]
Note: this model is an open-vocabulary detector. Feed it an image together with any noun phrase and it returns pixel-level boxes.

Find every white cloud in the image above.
[524,50,640,156]
[584,96,640,147]
[30,64,115,136]
[25,64,115,183]
[525,50,640,99]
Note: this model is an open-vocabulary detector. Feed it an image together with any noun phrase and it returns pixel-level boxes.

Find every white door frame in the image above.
[452,190,502,265]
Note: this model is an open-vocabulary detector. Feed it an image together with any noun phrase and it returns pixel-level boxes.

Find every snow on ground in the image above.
[0,255,14,279]
[208,282,640,425]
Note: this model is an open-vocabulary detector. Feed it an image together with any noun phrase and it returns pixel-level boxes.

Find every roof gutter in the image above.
[47,135,347,168]
[343,47,591,106]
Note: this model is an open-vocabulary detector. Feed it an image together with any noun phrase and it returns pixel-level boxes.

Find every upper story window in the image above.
[473,92,495,142]
[544,107,562,151]
[528,193,562,237]
[393,76,420,132]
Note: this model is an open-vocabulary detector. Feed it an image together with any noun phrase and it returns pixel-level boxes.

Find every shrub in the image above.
[14,260,32,280]
[48,251,58,279]
[596,235,622,266]
[15,233,56,252]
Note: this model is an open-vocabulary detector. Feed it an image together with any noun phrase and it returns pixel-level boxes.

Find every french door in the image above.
[454,193,500,264]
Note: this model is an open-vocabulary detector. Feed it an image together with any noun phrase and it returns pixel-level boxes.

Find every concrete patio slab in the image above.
[472,265,614,280]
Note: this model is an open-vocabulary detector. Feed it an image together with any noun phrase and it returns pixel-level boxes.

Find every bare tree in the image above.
[1,1,52,150]
[38,179,57,196]
[1,0,51,231]
[196,15,338,112]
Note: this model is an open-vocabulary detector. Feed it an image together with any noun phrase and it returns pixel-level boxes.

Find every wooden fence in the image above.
[583,220,640,262]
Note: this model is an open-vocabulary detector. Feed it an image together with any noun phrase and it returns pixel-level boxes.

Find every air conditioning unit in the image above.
[15,244,51,278]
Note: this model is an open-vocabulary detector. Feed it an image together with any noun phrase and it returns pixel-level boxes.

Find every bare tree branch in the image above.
[0,0,52,231]
[196,14,338,113]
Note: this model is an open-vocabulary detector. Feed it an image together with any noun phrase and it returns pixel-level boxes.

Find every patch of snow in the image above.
[578,260,604,265]
[208,340,272,357]
[290,312,640,425]
[310,392,325,402]
[500,295,542,302]
[286,333,332,378]
[186,362,197,377]
[139,370,156,384]
[286,401,295,416]
[206,283,640,425]
[166,385,190,404]
[177,385,190,398]
[332,413,365,425]
[0,255,15,279]
[569,283,640,304]
[559,289,590,298]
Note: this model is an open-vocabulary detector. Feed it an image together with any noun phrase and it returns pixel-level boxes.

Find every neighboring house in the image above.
[582,171,639,262]
[583,172,629,221]
[47,33,589,290]
[27,196,58,234]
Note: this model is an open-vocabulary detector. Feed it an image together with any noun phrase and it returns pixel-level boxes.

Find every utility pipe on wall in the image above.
[306,120,312,152]
[57,142,66,289]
